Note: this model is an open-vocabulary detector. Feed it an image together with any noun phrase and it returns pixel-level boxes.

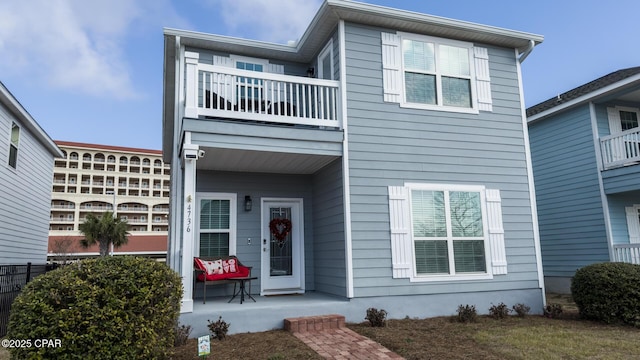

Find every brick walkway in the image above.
[285,315,404,360]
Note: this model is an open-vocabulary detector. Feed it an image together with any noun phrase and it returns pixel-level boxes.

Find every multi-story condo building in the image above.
[48,141,170,261]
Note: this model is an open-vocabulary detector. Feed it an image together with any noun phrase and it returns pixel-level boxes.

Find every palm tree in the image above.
[79,211,129,257]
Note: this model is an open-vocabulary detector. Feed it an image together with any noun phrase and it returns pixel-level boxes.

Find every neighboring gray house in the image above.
[0,81,63,264]
[163,0,545,332]
[528,67,640,293]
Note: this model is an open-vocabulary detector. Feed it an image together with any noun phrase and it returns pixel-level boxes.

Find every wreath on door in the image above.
[269,218,292,247]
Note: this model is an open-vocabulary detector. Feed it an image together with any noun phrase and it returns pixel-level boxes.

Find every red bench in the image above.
[193,256,252,303]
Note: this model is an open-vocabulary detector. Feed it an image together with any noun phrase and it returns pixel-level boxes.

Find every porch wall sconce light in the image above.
[307,67,315,78]
[244,195,252,212]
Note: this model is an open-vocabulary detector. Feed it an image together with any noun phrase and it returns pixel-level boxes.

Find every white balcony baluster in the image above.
[600,128,640,169]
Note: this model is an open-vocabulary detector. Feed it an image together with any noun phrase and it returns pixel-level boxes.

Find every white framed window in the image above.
[381,32,492,113]
[196,192,237,257]
[607,106,640,134]
[317,39,334,80]
[8,122,19,168]
[388,184,507,282]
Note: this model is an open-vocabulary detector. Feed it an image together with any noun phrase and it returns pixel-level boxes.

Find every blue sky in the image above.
[1,0,639,150]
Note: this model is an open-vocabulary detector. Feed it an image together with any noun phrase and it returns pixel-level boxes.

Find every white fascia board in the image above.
[528,74,640,124]
[327,0,543,48]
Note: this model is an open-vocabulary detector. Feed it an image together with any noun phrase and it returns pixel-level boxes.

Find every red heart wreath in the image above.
[269,218,292,246]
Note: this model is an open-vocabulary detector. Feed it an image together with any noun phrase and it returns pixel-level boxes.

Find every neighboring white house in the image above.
[163,0,545,333]
[0,81,63,264]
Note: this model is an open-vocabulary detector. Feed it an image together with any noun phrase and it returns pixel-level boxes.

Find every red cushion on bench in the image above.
[194,257,250,281]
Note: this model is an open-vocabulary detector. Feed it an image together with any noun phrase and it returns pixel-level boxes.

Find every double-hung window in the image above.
[381,32,492,113]
[197,193,237,257]
[388,184,507,282]
[8,122,19,168]
[403,37,473,109]
[411,188,487,276]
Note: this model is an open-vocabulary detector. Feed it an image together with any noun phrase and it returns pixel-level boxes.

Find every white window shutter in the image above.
[607,107,622,134]
[388,186,412,278]
[625,207,640,244]
[474,47,492,112]
[266,63,284,74]
[212,55,233,67]
[485,189,507,275]
[381,33,402,103]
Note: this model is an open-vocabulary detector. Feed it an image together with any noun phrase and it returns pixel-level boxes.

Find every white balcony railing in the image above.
[185,56,341,129]
[612,244,640,264]
[600,128,640,169]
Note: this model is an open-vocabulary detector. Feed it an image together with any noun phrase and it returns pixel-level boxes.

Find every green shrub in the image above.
[7,256,183,359]
[488,302,511,319]
[571,262,640,327]
[455,304,477,323]
[365,307,388,327]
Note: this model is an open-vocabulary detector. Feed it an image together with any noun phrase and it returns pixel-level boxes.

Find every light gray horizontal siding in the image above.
[311,159,346,296]
[0,104,55,265]
[196,170,316,293]
[529,104,609,277]
[343,23,539,297]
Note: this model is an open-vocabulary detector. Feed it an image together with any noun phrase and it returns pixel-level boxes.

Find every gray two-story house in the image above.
[528,67,640,293]
[0,81,63,264]
[163,0,545,333]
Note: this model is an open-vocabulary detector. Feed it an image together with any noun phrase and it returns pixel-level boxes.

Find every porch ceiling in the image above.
[197,147,339,174]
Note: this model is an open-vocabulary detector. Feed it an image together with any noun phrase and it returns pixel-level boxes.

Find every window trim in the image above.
[317,39,334,80]
[398,33,479,114]
[8,122,20,169]
[608,106,640,134]
[405,183,493,282]
[195,192,237,257]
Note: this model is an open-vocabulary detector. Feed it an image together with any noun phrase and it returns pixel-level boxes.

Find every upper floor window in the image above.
[8,122,19,168]
[403,38,472,108]
[381,32,492,113]
[607,106,640,134]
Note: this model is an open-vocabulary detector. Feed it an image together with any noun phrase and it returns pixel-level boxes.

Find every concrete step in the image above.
[284,314,345,333]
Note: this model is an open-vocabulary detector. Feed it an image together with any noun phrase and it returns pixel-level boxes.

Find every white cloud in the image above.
[208,0,322,44]
[0,0,187,100]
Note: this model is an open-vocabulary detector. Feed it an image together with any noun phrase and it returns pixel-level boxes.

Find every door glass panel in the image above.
[269,207,292,277]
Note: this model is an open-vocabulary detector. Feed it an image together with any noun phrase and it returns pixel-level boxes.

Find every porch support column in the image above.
[184,51,199,119]
[180,142,201,313]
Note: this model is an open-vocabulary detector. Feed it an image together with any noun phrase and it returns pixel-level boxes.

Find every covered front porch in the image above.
[171,113,349,313]
[607,190,640,264]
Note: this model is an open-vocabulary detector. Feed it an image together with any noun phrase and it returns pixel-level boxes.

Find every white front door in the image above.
[261,198,305,295]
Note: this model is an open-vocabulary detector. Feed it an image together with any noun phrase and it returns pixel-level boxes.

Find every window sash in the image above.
[411,189,487,276]
[196,193,236,257]
[401,37,473,109]
[8,123,19,168]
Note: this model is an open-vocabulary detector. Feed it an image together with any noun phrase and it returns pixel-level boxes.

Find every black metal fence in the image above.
[0,263,57,337]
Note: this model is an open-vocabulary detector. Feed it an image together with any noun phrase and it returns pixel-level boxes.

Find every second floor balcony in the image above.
[600,128,640,169]
[184,57,341,130]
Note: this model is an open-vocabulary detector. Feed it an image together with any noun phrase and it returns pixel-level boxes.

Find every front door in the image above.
[261,198,304,295]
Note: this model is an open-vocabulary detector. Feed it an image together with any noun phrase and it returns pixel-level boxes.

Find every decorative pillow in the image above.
[194,257,207,272]
[206,260,224,275]
[223,259,238,273]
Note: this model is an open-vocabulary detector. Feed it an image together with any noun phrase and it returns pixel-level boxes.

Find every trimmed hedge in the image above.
[7,256,183,359]
[571,262,640,327]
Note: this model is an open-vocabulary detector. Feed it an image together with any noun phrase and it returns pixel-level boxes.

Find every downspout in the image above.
[518,40,535,64]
